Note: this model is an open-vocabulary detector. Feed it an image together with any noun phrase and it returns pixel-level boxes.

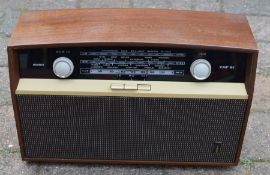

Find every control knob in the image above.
[190,59,211,80]
[53,57,74,78]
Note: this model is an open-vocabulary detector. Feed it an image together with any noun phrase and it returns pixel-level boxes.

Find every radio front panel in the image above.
[18,47,247,82]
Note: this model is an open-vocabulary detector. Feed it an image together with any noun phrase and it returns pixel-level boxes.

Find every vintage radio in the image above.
[8,9,258,166]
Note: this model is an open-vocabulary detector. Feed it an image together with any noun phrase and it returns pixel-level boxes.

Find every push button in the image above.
[124,84,138,90]
[137,84,151,91]
[110,83,124,90]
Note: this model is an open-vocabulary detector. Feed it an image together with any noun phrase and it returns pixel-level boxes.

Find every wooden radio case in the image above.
[8,8,258,166]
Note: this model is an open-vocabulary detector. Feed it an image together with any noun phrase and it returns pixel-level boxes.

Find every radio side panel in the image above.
[235,52,258,163]
[8,47,26,158]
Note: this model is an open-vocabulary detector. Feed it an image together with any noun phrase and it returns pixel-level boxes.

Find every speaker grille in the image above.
[17,95,247,163]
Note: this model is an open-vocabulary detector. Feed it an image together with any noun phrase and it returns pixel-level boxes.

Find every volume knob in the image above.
[53,57,74,78]
[190,59,211,80]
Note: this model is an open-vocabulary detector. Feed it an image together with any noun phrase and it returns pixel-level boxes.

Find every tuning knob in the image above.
[53,57,74,78]
[190,59,211,80]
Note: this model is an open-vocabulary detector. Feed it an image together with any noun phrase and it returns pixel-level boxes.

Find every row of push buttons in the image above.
[110,83,151,91]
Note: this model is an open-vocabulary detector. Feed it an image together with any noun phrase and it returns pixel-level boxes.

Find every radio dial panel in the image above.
[18,47,247,82]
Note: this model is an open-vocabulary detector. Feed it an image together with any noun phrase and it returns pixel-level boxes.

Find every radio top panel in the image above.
[18,47,247,82]
[8,9,257,51]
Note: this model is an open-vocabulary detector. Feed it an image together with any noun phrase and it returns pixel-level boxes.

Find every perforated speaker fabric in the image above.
[17,95,247,163]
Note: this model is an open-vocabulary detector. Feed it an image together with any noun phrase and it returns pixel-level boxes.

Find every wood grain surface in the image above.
[9,8,257,51]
